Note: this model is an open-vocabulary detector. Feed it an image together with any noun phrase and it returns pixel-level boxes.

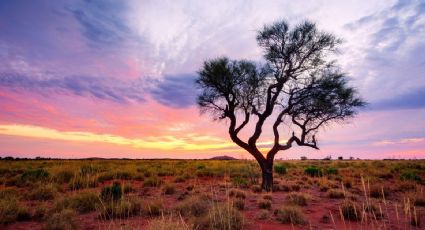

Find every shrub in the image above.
[195,204,244,230]
[175,195,211,217]
[326,189,345,199]
[275,206,306,225]
[286,193,310,206]
[257,199,272,209]
[162,183,176,195]
[27,184,57,201]
[143,176,162,187]
[100,181,122,201]
[340,200,360,221]
[400,171,422,182]
[274,164,287,175]
[55,192,99,213]
[229,189,246,199]
[325,167,338,175]
[45,209,79,230]
[304,166,322,177]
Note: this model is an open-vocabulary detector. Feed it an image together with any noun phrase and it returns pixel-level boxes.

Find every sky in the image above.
[0,0,424,159]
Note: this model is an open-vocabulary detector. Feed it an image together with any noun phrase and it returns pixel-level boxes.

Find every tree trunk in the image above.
[261,161,273,192]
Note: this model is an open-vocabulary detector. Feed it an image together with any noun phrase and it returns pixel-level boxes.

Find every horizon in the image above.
[1,0,425,159]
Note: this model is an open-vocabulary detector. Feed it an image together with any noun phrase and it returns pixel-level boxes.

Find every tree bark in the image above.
[260,161,273,192]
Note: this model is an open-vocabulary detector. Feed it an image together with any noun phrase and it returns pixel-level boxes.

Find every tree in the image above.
[195,20,365,191]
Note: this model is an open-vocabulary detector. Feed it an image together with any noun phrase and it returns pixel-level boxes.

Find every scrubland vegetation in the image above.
[0,159,424,229]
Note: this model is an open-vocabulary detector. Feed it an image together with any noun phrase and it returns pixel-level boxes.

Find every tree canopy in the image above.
[196,20,365,190]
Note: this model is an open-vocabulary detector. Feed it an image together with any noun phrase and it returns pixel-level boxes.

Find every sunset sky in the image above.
[1,0,424,159]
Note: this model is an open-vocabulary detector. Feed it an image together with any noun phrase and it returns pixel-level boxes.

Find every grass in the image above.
[162,183,176,195]
[286,192,310,206]
[194,203,245,230]
[0,159,424,229]
[99,196,143,219]
[44,209,79,230]
[175,195,211,217]
[229,189,246,199]
[275,205,306,225]
[26,184,57,201]
[257,199,272,209]
[55,192,100,213]
[147,215,191,230]
[326,189,345,199]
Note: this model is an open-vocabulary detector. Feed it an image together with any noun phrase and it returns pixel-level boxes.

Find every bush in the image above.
[257,199,272,209]
[55,192,99,213]
[274,164,287,175]
[304,166,322,177]
[100,181,122,201]
[326,189,345,199]
[195,204,244,230]
[44,209,79,230]
[400,171,422,182]
[275,206,306,225]
[340,200,360,221]
[286,193,310,206]
[325,167,338,175]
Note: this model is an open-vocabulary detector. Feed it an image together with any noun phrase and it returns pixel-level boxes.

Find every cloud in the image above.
[0,73,145,103]
[374,137,425,146]
[149,74,198,108]
[370,86,425,110]
[68,0,134,46]
[342,0,425,102]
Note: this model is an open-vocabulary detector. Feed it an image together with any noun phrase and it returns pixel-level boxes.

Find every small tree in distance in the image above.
[196,20,365,191]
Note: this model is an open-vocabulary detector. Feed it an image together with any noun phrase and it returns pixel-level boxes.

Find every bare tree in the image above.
[196,20,365,191]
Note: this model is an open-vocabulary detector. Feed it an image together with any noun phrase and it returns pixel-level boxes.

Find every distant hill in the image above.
[210,155,237,160]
